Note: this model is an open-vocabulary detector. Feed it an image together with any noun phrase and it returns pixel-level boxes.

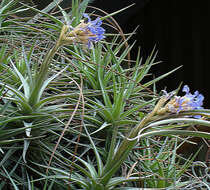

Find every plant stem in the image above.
[100,97,167,185]
[103,125,118,173]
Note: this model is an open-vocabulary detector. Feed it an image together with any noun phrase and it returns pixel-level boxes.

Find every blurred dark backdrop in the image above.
[30,0,210,107]
[92,0,210,107]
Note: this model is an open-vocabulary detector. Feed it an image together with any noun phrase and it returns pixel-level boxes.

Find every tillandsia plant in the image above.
[0,1,106,162]
[0,0,210,189]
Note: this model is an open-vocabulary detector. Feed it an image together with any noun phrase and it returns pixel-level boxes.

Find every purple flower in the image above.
[166,85,204,118]
[66,14,105,48]
[177,85,204,111]
[83,13,105,48]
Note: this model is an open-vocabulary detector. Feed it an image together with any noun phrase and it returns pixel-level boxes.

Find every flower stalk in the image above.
[28,14,105,108]
[100,85,205,186]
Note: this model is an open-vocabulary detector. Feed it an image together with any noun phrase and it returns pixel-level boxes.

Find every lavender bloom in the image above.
[167,85,204,118]
[83,13,105,47]
[176,85,204,111]
[65,14,105,48]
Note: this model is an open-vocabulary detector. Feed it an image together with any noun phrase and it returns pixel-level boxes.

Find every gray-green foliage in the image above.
[0,0,210,189]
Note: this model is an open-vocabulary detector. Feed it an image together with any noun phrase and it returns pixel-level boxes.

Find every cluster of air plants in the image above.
[0,0,210,189]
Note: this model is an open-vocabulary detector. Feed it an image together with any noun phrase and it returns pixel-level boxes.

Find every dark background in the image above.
[32,0,210,107]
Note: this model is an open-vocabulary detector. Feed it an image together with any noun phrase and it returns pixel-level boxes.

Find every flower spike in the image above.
[158,85,204,118]
[62,13,105,48]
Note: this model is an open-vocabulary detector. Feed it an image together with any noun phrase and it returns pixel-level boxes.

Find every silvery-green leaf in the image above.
[0,147,4,154]
[23,139,30,163]
[23,121,33,137]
